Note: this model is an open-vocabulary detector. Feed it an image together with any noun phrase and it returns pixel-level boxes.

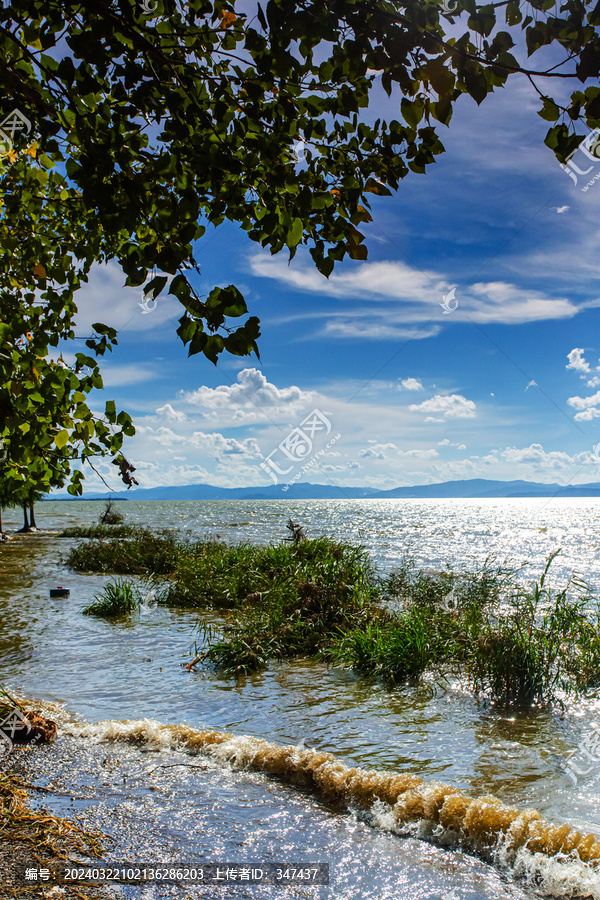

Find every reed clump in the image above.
[67,525,600,706]
[83,578,141,618]
[99,498,124,525]
[66,528,182,573]
[60,524,142,539]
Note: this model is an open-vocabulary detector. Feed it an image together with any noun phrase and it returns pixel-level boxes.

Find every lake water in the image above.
[2,498,600,899]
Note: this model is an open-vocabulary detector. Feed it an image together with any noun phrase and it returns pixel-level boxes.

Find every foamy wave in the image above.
[63,718,600,897]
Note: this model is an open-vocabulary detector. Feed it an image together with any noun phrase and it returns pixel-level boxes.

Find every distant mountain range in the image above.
[48,478,600,501]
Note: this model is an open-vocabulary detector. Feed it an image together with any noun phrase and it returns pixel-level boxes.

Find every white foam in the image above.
[61,718,600,897]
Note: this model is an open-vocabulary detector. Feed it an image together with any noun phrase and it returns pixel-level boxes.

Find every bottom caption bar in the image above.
[17,864,329,885]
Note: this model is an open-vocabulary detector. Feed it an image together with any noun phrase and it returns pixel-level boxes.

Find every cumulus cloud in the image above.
[438,439,467,449]
[156,403,188,422]
[500,443,572,467]
[398,448,438,458]
[178,368,317,426]
[567,391,600,410]
[140,426,261,457]
[566,348,591,374]
[400,377,424,391]
[567,390,600,420]
[181,368,312,412]
[359,441,397,460]
[565,349,600,417]
[409,394,476,419]
[190,432,262,456]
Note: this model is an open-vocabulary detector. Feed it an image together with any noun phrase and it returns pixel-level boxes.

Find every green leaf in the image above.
[287,217,304,248]
[538,98,560,122]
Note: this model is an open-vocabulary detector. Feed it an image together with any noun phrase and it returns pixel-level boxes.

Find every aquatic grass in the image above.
[60,524,143,539]
[196,537,383,673]
[99,498,124,525]
[83,578,140,618]
[68,524,600,704]
[328,614,436,683]
[466,550,597,706]
[67,528,184,574]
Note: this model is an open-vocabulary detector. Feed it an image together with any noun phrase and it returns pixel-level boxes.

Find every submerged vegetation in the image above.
[66,522,600,707]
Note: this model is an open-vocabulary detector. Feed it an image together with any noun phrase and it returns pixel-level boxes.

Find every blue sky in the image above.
[68,62,600,493]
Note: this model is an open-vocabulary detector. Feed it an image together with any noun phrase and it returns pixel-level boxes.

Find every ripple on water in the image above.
[3,500,600,898]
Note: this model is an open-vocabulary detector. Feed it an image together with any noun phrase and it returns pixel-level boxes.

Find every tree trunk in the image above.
[18,502,31,533]
[29,502,36,529]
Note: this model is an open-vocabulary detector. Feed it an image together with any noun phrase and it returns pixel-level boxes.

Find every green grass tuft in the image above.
[60,524,142,539]
[83,578,140,618]
[68,525,600,705]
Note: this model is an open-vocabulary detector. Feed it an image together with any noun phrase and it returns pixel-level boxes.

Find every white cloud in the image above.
[179,368,316,426]
[249,254,581,334]
[555,206,569,213]
[322,321,440,340]
[190,432,261,456]
[181,368,311,410]
[500,443,572,467]
[73,262,182,335]
[398,448,438,458]
[566,348,591,374]
[567,390,600,422]
[156,403,188,422]
[409,394,476,419]
[359,442,397,460]
[99,364,156,387]
[438,439,467,449]
[400,377,424,391]
[571,407,600,421]
[143,427,261,458]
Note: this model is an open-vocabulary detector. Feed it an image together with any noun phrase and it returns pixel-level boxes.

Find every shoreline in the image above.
[0,762,115,900]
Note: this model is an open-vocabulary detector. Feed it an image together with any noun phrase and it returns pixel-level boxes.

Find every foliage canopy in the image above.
[1,0,598,497]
